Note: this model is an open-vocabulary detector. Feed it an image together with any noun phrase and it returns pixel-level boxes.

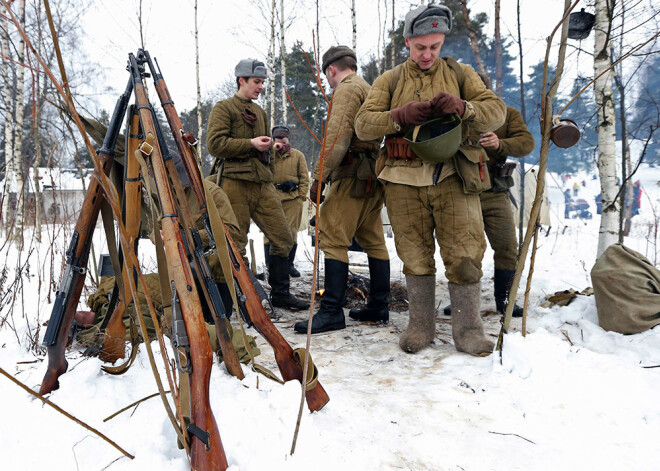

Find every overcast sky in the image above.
[78,0,587,114]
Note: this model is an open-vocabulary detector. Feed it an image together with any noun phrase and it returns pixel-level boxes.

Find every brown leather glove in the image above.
[430,92,466,117]
[310,179,325,204]
[390,100,432,128]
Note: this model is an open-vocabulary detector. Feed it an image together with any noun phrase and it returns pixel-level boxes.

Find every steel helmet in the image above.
[404,114,462,163]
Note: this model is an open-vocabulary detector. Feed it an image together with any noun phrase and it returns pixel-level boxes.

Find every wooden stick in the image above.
[0,366,134,459]
[103,391,171,422]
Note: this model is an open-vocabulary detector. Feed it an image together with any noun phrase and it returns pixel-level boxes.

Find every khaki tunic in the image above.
[479,106,535,271]
[313,73,388,263]
[265,148,309,243]
[354,58,506,283]
[206,94,293,257]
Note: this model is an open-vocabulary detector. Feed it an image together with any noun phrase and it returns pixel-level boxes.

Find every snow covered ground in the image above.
[1,165,660,470]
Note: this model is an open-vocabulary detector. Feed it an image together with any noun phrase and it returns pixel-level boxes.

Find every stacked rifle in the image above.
[40,49,329,470]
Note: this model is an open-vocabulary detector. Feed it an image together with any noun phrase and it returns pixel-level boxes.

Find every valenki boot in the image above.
[399,275,436,353]
[349,257,390,323]
[449,282,494,356]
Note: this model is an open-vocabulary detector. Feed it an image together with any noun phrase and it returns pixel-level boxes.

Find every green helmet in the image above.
[404,114,462,163]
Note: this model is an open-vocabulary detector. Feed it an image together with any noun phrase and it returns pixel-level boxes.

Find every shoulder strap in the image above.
[387,63,404,96]
[442,57,466,95]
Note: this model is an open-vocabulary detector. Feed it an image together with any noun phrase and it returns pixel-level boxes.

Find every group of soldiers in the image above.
[202,3,534,357]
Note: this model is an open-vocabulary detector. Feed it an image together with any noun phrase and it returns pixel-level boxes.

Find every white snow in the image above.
[1,164,660,470]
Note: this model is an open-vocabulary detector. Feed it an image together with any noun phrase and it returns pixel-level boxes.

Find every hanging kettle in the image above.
[568,8,595,40]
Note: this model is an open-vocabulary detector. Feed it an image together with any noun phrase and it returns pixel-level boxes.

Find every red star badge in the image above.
[432,21,438,27]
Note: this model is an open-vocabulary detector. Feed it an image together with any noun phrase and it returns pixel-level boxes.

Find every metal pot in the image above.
[550,117,581,149]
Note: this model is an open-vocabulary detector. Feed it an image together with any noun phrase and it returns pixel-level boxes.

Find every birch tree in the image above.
[1,2,14,231]
[494,0,502,97]
[269,0,276,123]
[351,0,356,52]
[391,0,395,69]
[280,0,287,124]
[12,0,26,248]
[594,0,618,257]
[194,0,203,147]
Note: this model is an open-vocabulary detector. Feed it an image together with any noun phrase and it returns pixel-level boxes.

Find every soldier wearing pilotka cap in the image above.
[206,58,309,311]
[355,3,506,356]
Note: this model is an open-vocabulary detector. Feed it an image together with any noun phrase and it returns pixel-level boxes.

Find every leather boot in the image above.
[264,243,271,265]
[294,259,347,334]
[494,268,523,317]
[449,282,494,356]
[349,257,390,323]
[399,275,436,353]
[288,243,301,278]
[216,282,233,318]
[269,254,310,310]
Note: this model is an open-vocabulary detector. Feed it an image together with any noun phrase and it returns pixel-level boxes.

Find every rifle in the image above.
[127,52,228,470]
[100,107,142,364]
[223,223,330,412]
[40,77,134,396]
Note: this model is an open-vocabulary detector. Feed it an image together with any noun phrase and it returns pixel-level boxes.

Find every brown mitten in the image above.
[390,100,432,128]
[430,92,466,117]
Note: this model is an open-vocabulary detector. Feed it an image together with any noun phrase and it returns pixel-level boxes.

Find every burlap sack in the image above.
[591,243,660,334]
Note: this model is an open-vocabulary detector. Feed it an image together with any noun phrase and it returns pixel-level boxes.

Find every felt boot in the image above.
[449,282,494,356]
[399,275,436,353]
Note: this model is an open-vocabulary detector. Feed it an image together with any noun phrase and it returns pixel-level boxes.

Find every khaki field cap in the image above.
[235,58,268,78]
[404,3,453,38]
[322,45,357,74]
[404,114,462,163]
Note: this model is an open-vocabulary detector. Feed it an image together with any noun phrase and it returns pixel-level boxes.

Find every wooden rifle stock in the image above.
[223,224,330,412]
[101,108,143,363]
[39,78,134,396]
[128,53,228,471]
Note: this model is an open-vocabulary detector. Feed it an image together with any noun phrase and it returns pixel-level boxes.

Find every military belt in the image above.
[385,136,417,160]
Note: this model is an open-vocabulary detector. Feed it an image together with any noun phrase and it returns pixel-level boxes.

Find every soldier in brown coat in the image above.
[294,46,389,335]
[206,59,309,311]
[445,73,535,318]
[355,4,506,356]
[264,125,310,277]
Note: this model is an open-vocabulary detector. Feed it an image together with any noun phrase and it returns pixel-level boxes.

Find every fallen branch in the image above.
[104,390,171,422]
[488,430,536,444]
[0,366,134,459]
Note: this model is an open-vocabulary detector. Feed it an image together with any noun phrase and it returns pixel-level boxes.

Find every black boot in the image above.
[295,259,347,334]
[349,257,390,323]
[257,243,271,280]
[269,254,310,310]
[494,268,523,317]
[216,282,234,318]
[288,244,301,278]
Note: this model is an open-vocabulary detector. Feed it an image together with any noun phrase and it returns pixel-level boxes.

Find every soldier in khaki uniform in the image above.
[206,59,309,311]
[263,125,310,277]
[294,46,389,335]
[355,4,506,356]
[445,73,535,318]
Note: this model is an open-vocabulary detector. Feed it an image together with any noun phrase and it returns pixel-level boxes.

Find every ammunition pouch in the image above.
[489,161,516,193]
[385,136,417,160]
[350,152,381,199]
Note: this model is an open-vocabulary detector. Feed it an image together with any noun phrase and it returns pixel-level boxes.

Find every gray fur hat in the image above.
[235,58,268,78]
[403,3,452,39]
[322,45,357,74]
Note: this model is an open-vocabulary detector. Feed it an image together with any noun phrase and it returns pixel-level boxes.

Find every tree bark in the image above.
[268,0,276,123]
[280,0,287,124]
[391,0,395,69]
[194,0,203,146]
[494,0,502,97]
[460,0,487,76]
[1,3,14,232]
[351,0,356,53]
[12,0,26,248]
[516,0,526,245]
[594,0,618,257]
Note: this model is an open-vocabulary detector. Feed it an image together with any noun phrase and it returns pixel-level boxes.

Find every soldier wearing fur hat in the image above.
[294,46,389,335]
[206,58,309,311]
[355,4,506,356]
[263,125,310,278]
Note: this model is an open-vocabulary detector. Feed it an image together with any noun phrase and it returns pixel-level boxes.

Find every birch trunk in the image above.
[391,0,395,70]
[594,0,618,257]
[12,0,26,248]
[516,0,526,244]
[494,0,502,97]
[194,0,203,146]
[1,3,14,232]
[280,0,287,124]
[460,0,487,76]
[377,0,383,75]
[269,0,276,123]
[351,0,356,53]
